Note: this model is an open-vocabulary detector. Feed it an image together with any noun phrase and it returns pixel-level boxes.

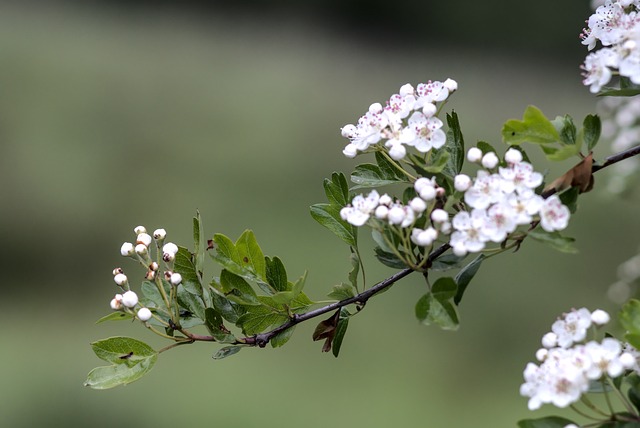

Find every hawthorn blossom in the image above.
[340,190,380,226]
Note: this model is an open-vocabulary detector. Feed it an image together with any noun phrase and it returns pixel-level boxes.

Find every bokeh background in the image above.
[1,0,639,426]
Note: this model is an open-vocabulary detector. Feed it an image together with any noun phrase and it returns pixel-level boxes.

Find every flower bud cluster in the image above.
[580,1,640,93]
[109,225,183,323]
[341,79,457,160]
[520,308,637,411]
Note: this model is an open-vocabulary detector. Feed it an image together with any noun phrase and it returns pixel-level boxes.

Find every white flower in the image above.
[464,171,503,210]
[552,308,592,348]
[406,112,446,152]
[449,209,490,254]
[340,190,380,226]
[466,147,483,163]
[113,273,128,287]
[582,48,619,93]
[122,290,139,308]
[539,195,571,232]
[137,307,152,322]
[374,205,389,220]
[120,242,135,257]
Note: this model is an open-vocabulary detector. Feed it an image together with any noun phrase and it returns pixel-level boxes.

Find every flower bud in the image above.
[120,242,135,257]
[112,267,123,276]
[504,148,523,164]
[374,205,389,219]
[135,244,148,256]
[379,194,393,206]
[590,309,610,325]
[149,262,159,272]
[443,78,458,92]
[341,124,356,139]
[122,290,138,308]
[541,332,558,348]
[170,273,183,285]
[422,102,437,117]
[399,83,414,96]
[136,233,152,247]
[342,144,357,158]
[110,294,123,310]
[368,102,383,114]
[431,209,449,223]
[163,242,178,256]
[153,228,167,241]
[137,307,152,322]
[481,152,499,169]
[145,270,156,280]
[409,197,427,213]
[467,147,483,163]
[419,186,436,201]
[134,225,147,235]
[454,174,472,192]
[113,273,128,287]
[387,206,405,225]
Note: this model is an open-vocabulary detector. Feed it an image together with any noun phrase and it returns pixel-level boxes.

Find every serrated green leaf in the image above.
[212,346,242,360]
[374,246,407,269]
[324,172,350,206]
[332,309,350,357]
[351,163,405,189]
[204,308,236,343]
[218,269,260,305]
[375,151,405,180]
[454,254,485,305]
[528,229,578,253]
[502,105,560,146]
[348,251,360,289]
[85,337,158,389]
[235,305,289,336]
[265,256,288,293]
[211,291,246,324]
[621,299,640,337]
[420,149,450,173]
[432,277,457,300]
[430,253,467,271]
[543,143,581,162]
[552,114,577,146]
[415,293,459,330]
[175,246,203,295]
[328,283,356,301]
[583,114,601,152]
[140,280,170,313]
[517,416,577,428]
[310,203,357,247]
[559,187,580,214]
[177,285,206,321]
[476,141,499,156]
[95,311,134,324]
[271,326,296,348]
[444,111,465,176]
[235,230,266,281]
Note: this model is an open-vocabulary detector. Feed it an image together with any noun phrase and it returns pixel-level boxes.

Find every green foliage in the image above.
[84,337,158,389]
[527,229,578,254]
[517,416,577,428]
[415,277,459,330]
[502,105,560,146]
[620,299,640,349]
[454,254,485,305]
[310,172,358,247]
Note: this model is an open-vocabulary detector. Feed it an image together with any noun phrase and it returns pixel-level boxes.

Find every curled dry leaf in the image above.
[542,153,594,197]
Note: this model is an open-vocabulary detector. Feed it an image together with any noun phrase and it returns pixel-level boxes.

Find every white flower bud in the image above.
[112,267,123,276]
[113,273,128,286]
[170,272,183,285]
[411,227,438,246]
[414,177,434,193]
[368,102,383,114]
[399,83,414,96]
[443,78,458,92]
[153,228,167,240]
[535,348,548,362]
[137,307,152,322]
[341,124,357,138]
[149,262,159,272]
[120,242,135,257]
[387,206,405,225]
[504,148,523,164]
[145,270,156,280]
[134,225,147,235]
[431,209,449,223]
[620,352,637,369]
[163,242,179,256]
[163,252,176,262]
[467,147,483,163]
[135,243,148,256]
[379,194,393,206]
[591,309,610,325]
[452,243,467,257]
[122,290,138,308]
[110,294,123,310]
[342,143,358,158]
[454,174,472,192]
[409,197,427,213]
[481,152,499,169]
[136,233,152,247]
[440,221,452,234]
[419,186,436,201]
[541,332,558,348]
[374,205,389,219]
[422,102,437,117]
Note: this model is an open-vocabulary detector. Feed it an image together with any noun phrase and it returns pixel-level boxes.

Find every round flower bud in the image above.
[452,243,467,257]
[343,144,357,158]
[419,186,436,201]
[368,102,383,114]
[414,177,434,193]
[454,174,472,192]
[153,228,167,241]
[374,205,389,219]
[620,352,637,369]
[504,148,523,164]
[387,143,406,160]
[113,273,128,286]
[135,243,148,256]
[112,267,123,276]
[163,242,179,256]
[387,206,405,225]
[535,348,548,362]
[481,152,499,169]
[122,290,138,308]
[163,252,176,262]
[409,197,427,213]
[145,270,156,280]
[399,83,414,96]
[411,227,438,246]
[134,225,147,235]
[379,194,393,206]
[440,221,452,234]
[591,309,610,325]
[431,208,449,223]
[541,332,558,349]
[170,272,183,285]
[443,78,458,92]
[467,147,483,163]
[422,102,437,117]
[149,262,159,272]
[110,294,123,310]
[120,242,135,257]
[341,124,356,139]
[136,233,152,247]
[137,307,152,322]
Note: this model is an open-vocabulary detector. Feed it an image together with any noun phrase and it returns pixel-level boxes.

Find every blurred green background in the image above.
[1,1,639,426]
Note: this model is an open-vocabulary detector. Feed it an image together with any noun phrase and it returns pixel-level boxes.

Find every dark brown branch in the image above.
[592,144,640,173]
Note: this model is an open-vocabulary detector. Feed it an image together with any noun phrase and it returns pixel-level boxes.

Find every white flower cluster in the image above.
[520,308,637,411]
[340,147,571,256]
[581,0,640,93]
[341,79,458,160]
[110,225,183,322]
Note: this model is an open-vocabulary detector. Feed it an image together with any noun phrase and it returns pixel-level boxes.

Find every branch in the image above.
[592,143,640,173]
[241,243,451,348]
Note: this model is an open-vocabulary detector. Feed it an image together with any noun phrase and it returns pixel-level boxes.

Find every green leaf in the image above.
[374,246,407,269]
[85,337,157,389]
[476,141,499,156]
[517,416,577,428]
[559,187,580,214]
[443,111,465,176]
[332,309,350,357]
[328,283,356,301]
[583,114,601,152]
[627,373,640,412]
[323,172,350,206]
[310,203,357,247]
[193,210,205,277]
[502,105,560,146]
[597,87,640,97]
[211,292,246,324]
[348,251,360,289]
[528,229,578,253]
[271,326,296,348]
[265,256,288,293]
[543,143,581,162]
[421,149,450,174]
[552,114,577,146]
[351,163,405,189]
[140,280,170,313]
[212,346,242,360]
[177,285,206,321]
[432,277,457,300]
[454,254,485,305]
[204,308,236,343]
[175,246,203,296]
[95,312,134,323]
[430,253,467,271]
[235,304,289,336]
[218,269,260,305]
[235,230,266,282]
[415,292,459,330]
[620,299,640,338]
